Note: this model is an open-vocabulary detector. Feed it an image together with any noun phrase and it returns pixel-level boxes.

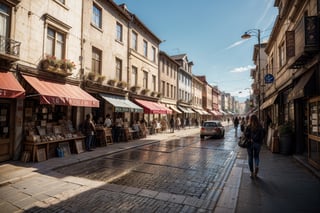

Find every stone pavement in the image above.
[215,138,320,213]
[0,123,319,212]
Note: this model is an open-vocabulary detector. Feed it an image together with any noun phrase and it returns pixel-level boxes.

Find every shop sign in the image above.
[264,74,274,84]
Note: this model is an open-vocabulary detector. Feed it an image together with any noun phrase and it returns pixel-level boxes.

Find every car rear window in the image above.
[204,122,217,127]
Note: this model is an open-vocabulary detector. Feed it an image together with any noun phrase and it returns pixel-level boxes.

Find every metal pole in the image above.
[258,29,261,121]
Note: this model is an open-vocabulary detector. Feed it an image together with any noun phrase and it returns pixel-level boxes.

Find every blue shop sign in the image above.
[264,74,274,84]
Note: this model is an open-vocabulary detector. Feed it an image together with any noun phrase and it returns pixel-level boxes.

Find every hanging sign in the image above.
[264,74,274,84]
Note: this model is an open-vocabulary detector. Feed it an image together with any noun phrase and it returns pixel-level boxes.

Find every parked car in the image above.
[200,120,225,139]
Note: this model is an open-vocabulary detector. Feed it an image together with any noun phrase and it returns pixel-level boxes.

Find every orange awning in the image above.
[0,72,25,98]
[134,99,172,114]
[23,75,99,107]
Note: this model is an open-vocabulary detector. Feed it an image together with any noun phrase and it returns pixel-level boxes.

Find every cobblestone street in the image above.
[0,126,239,212]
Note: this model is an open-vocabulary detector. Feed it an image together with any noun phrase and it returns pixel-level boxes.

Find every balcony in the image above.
[287,16,319,69]
[0,36,21,62]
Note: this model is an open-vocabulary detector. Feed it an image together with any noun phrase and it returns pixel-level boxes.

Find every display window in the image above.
[308,97,320,169]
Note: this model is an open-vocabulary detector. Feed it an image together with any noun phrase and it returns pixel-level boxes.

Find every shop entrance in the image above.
[0,101,12,161]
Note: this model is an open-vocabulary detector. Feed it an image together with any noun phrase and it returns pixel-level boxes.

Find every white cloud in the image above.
[230,65,255,73]
[225,40,246,50]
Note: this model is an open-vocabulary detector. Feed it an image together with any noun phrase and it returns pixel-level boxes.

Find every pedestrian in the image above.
[114,114,123,142]
[244,114,265,178]
[234,116,239,129]
[186,117,190,128]
[104,114,112,128]
[240,117,245,132]
[170,117,175,133]
[83,113,96,151]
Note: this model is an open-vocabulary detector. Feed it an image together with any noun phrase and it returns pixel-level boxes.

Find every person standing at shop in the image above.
[104,114,112,128]
[114,115,123,142]
[84,113,96,151]
[170,117,175,133]
[244,114,265,178]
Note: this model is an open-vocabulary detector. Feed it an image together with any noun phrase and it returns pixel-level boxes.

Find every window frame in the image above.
[92,47,102,75]
[115,58,122,81]
[46,26,66,60]
[116,22,123,42]
[131,66,138,86]
[143,40,148,57]
[143,70,148,89]
[92,3,102,29]
[131,31,138,51]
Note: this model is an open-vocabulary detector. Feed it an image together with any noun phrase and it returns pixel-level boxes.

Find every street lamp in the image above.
[241,29,261,120]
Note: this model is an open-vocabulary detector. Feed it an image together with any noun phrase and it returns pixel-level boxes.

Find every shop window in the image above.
[309,101,320,136]
[0,103,10,139]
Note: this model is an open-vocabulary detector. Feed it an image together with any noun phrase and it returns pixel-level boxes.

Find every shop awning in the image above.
[210,110,222,116]
[0,72,25,98]
[202,110,211,115]
[100,94,143,113]
[169,105,182,114]
[23,75,99,107]
[178,106,194,113]
[220,110,227,115]
[192,108,203,115]
[260,94,278,110]
[134,99,172,114]
[288,70,314,101]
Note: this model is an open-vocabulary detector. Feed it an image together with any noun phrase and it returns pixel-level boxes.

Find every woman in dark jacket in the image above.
[244,114,265,178]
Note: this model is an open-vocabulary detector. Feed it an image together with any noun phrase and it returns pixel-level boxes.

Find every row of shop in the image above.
[260,63,320,170]
[0,70,226,162]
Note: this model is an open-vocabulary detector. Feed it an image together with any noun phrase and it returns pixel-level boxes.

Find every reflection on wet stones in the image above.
[55,135,234,199]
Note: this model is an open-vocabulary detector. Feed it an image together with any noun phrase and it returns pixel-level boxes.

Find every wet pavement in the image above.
[0,124,319,212]
[0,126,237,212]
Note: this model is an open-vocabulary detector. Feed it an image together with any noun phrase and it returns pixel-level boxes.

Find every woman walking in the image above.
[244,114,265,178]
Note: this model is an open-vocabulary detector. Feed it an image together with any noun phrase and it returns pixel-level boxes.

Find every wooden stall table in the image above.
[96,127,113,146]
[129,128,139,139]
[24,136,85,162]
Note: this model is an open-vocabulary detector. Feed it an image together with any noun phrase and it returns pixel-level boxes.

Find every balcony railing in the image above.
[0,35,21,61]
[288,16,319,69]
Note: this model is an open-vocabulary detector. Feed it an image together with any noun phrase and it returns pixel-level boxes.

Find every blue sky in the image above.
[114,0,278,101]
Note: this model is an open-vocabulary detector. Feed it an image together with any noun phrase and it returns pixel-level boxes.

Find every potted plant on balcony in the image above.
[130,85,141,93]
[156,92,162,98]
[96,74,106,84]
[278,122,293,155]
[151,91,157,97]
[107,79,117,86]
[117,80,127,89]
[87,71,97,81]
[141,88,150,95]
[41,55,59,70]
[60,59,75,73]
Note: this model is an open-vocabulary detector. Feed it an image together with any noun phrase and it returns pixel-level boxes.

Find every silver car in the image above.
[200,120,225,139]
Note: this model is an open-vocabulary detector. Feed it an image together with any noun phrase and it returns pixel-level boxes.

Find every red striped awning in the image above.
[0,72,25,98]
[23,75,99,107]
[134,99,172,114]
